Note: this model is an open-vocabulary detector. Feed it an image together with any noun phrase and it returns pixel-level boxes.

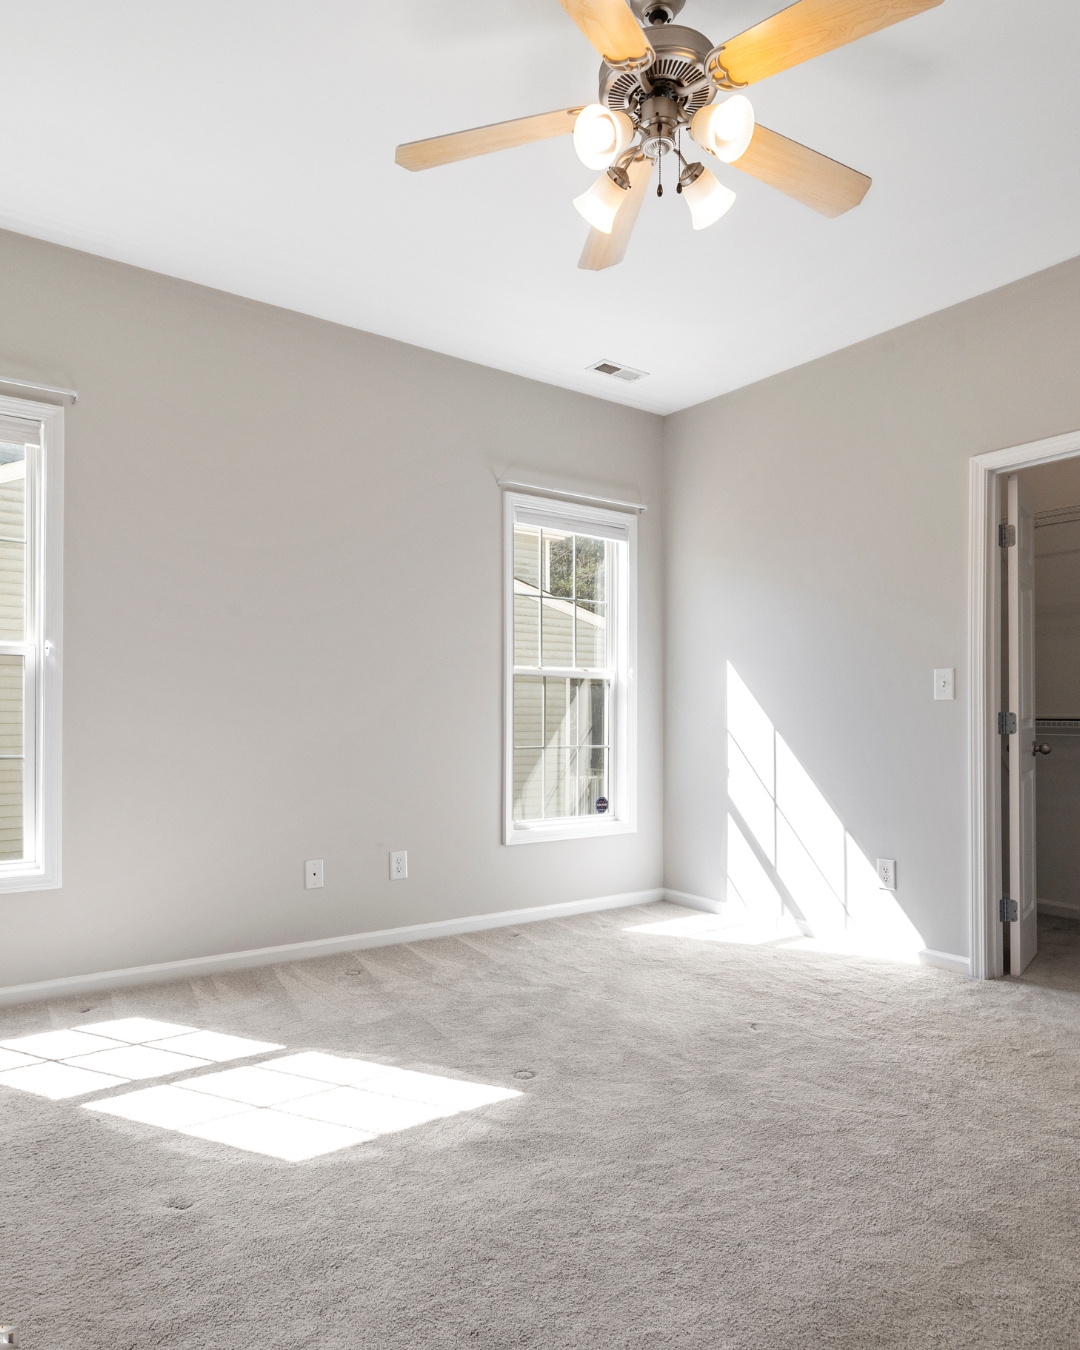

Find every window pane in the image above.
[543,747,569,818]
[0,654,24,757]
[542,747,609,819]
[543,531,573,597]
[543,677,569,747]
[541,597,573,667]
[0,653,24,860]
[573,677,608,747]
[513,676,542,747]
[513,747,543,821]
[575,746,608,815]
[575,535,605,602]
[514,596,539,666]
[575,602,606,669]
[513,526,540,589]
[0,455,26,641]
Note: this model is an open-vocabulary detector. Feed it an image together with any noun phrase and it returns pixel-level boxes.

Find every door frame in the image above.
[969,429,1080,978]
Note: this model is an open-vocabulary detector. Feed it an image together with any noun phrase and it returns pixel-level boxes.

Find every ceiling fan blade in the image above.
[557,0,654,69]
[730,124,871,216]
[396,107,583,172]
[711,0,943,88]
[579,156,654,271]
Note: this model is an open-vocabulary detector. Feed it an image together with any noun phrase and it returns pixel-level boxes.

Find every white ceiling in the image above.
[1,1,1078,415]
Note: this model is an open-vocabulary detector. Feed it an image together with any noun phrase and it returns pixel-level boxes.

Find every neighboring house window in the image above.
[0,397,63,891]
[504,492,636,844]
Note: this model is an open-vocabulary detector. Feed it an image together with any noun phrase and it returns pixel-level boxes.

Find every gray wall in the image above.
[0,228,664,989]
[663,256,1080,961]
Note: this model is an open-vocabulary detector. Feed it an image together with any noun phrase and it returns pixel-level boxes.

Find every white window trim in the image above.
[503,491,637,845]
[0,393,63,892]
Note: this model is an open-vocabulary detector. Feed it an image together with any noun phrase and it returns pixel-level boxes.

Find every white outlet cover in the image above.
[390,850,407,880]
[305,859,324,890]
[934,668,955,700]
[877,858,897,891]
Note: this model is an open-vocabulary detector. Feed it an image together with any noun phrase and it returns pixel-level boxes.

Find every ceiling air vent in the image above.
[589,360,648,382]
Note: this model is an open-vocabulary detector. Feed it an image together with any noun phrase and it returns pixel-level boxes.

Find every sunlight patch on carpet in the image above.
[0,1017,521,1161]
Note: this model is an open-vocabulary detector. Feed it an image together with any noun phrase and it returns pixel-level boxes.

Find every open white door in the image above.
[1007,473,1038,974]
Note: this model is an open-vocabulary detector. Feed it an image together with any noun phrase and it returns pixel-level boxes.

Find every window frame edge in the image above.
[0,393,63,892]
[502,490,637,846]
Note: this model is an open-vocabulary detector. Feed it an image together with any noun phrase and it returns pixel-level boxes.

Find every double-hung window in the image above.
[504,492,636,843]
[0,396,63,891]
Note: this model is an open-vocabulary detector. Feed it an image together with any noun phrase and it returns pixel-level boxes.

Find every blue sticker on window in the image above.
[595,797,609,814]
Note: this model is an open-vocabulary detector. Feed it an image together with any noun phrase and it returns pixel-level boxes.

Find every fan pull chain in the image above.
[657,151,663,198]
[676,128,683,194]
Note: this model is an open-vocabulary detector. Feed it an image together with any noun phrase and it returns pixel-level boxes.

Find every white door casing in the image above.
[1007,473,1037,974]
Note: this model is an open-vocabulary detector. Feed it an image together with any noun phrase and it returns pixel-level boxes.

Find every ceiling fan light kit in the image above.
[573,104,635,169]
[395,0,944,270]
[690,95,755,164]
[680,162,736,230]
[573,165,633,234]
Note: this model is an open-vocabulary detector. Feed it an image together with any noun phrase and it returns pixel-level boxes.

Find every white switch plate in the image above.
[390,850,407,880]
[877,858,896,891]
[304,859,323,890]
[934,668,955,700]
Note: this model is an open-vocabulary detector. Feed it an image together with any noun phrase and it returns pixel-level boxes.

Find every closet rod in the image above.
[0,376,78,404]
[497,478,646,513]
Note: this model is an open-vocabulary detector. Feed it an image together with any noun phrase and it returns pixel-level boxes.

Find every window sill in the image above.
[0,863,60,893]
[504,818,636,846]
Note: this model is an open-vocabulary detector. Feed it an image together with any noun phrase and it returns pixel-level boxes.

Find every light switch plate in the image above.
[934,668,955,700]
[390,850,407,881]
[304,859,324,890]
[877,858,896,891]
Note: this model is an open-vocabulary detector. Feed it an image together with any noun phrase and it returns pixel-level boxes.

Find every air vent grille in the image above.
[589,360,649,382]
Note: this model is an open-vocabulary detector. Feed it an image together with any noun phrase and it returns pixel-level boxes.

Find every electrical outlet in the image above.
[877,858,896,891]
[390,850,407,881]
[304,859,324,890]
[934,668,955,700]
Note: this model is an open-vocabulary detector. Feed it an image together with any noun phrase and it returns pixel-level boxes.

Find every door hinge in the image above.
[1000,896,1018,923]
[999,523,1016,548]
[998,711,1017,735]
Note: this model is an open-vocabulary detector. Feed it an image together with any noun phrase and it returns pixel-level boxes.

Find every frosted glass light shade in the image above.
[690,95,755,163]
[573,104,634,170]
[573,171,630,234]
[682,168,736,230]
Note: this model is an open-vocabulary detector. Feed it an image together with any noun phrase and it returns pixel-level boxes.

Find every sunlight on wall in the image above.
[628,666,924,964]
[0,1019,521,1162]
[726,663,924,961]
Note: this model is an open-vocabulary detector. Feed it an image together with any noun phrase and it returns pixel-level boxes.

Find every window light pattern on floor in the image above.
[0,1019,284,1100]
[86,1054,521,1160]
[0,1018,521,1162]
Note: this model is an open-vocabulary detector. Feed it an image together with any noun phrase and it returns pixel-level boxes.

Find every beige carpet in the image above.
[2,901,1080,1349]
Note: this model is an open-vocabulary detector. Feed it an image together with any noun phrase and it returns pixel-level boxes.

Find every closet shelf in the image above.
[1036,718,1080,735]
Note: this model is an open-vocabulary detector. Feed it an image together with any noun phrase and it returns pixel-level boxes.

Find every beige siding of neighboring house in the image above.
[0,470,25,860]
[512,525,613,821]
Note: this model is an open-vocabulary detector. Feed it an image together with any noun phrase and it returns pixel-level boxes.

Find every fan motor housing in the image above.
[599,23,716,139]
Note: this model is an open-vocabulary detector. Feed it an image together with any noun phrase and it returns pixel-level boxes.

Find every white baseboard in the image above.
[918,948,972,977]
[1037,900,1080,920]
[0,888,665,1008]
[661,887,725,914]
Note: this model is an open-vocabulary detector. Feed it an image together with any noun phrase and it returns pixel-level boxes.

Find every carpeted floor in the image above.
[3,900,1080,1349]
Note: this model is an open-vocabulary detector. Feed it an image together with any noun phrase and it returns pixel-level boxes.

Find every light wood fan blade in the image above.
[729,124,870,216]
[579,156,654,271]
[711,0,943,88]
[557,0,653,69]
[396,107,583,171]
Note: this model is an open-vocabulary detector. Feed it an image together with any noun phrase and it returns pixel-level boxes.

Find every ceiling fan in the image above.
[395,0,943,270]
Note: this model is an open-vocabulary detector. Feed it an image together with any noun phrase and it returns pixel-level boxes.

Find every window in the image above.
[0,396,63,891]
[504,492,636,843]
